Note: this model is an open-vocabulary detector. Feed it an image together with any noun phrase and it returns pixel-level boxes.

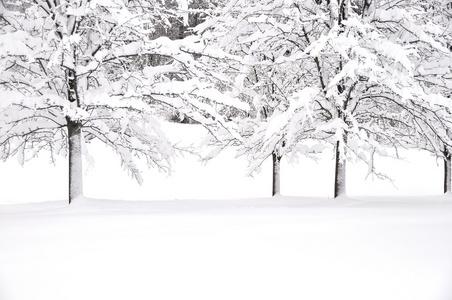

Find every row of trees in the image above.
[1,0,452,203]
[199,0,452,197]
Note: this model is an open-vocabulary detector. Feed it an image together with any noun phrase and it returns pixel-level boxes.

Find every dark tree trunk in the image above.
[444,149,451,194]
[67,117,83,204]
[334,140,346,198]
[272,151,281,197]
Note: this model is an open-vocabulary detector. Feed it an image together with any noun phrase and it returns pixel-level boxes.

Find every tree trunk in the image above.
[334,140,346,198]
[444,149,451,194]
[67,117,83,204]
[272,152,281,197]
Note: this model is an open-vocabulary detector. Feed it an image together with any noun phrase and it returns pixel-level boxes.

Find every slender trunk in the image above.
[67,117,83,204]
[272,152,281,197]
[334,140,346,198]
[444,149,451,194]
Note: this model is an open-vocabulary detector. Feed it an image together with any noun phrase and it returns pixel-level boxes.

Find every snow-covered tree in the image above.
[406,0,452,193]
[289,0,452,197]
[197,0,326,196]
[0,0,246,203]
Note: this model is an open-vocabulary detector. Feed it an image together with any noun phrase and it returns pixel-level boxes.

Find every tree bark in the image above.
[67,117,83,204]
[272,151,281,197]
[334,140,346,198]
[444,149,451,194]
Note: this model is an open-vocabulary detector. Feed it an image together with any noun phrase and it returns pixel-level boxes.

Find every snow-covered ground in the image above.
[1,197,452,300]
[1,123,452,300]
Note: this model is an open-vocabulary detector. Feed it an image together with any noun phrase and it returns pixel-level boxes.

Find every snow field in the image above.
[1,198,452,300]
